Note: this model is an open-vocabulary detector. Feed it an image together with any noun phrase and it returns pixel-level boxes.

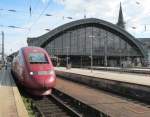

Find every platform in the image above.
[55,67,150,86]
[0,68,28,117]
[87,66,150,74]
[91,66,150,71]
[55,78,150,117]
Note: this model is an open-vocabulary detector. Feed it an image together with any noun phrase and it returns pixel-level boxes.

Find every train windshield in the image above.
[29,53,48,64]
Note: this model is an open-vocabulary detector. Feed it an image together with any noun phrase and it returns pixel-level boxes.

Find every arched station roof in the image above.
[28,18,147,57]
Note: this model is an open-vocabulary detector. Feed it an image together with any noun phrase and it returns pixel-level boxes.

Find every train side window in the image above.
[13,57,17,64]
[18,50,24,65]
[29,56,32,61]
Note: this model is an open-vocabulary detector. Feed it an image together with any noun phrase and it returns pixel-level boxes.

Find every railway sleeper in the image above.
[36,104,60,109]
[41,108,65,113]
[43,111,69,117]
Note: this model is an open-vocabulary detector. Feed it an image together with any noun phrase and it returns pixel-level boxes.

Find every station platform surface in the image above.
[91,66,150,71]
[55,67,150,86]
[0,68,28,117]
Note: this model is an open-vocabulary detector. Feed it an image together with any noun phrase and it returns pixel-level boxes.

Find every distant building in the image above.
[27,4,149,67]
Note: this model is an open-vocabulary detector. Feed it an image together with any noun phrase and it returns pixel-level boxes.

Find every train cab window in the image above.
[29,53,48,64]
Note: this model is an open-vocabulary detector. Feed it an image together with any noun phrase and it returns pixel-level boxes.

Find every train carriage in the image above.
[11,46,56,96]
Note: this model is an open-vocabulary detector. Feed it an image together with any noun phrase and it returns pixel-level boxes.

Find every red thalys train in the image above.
[11,46,56,96]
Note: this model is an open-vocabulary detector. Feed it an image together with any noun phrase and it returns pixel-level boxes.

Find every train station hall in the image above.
[27,4,150,67]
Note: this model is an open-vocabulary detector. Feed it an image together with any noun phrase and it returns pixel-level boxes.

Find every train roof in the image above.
[21,46,46,51]
[20,47,47,55]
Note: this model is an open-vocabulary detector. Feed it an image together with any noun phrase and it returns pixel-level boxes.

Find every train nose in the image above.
[33,75,56,89]
[44,75,56,88]
[30,70,56,88]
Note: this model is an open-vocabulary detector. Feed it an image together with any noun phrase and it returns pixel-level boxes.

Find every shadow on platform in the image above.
[0,67,16,87]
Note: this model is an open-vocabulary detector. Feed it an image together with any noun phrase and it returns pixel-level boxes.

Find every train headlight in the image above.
[29,70,55,75]
[48,70,55,75]
[49,76,55,82]
[30,72,33,75]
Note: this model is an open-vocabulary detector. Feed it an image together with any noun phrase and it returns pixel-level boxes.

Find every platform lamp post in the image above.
[1,31,4,64]
[66,47,69,69]
[104,35,108,67]
[89,35,95,72]
[56,48,59,66]
[119,49,122,67]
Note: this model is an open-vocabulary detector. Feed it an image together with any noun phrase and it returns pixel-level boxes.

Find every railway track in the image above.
[22,80,150,117]
[11,70,83,117]
[31,93,81,117]
[12,69,103,117]
[14,69,150,117]
[29,88,104,117]
[17,76,150,117]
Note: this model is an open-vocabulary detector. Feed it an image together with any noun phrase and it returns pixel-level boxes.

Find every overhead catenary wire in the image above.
[31,0,41,15]
[25,0,41,24]
[0,24,29,30]
[0,8,28,14]
[27,0,51,36]
[0,0,74,35]
[0,0,73,26]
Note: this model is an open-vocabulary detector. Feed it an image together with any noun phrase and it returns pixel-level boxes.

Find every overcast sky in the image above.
[0,0,150,55]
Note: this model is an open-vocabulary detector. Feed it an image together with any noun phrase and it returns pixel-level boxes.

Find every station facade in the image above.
[27,5,149,67]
